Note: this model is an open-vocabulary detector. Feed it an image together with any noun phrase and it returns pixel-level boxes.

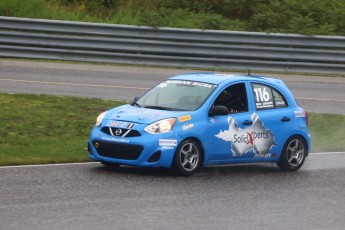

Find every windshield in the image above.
[134,80,217,111]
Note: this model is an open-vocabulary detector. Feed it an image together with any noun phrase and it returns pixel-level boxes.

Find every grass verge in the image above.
[308,113,345,153]
[0,93,344,166]
[0,93,124,166]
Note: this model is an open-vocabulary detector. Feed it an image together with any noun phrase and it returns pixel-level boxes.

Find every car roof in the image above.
[169,72,283,85]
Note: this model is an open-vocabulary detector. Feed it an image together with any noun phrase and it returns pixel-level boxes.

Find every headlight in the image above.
[144,118,176,134]
[95,112,106,126]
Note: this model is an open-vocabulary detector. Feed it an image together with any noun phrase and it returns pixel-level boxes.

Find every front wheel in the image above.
[277,136,307,171]
[173,139,202,176]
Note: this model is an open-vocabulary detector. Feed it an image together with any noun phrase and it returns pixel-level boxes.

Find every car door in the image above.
[205,82,255,163]
[248,82,293,159]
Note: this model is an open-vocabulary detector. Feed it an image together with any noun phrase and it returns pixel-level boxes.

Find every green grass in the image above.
[0,93,344,166]
[0,93,125,166]
[308,113,345,153]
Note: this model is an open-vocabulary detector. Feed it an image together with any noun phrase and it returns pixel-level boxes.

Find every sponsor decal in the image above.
[111,109,166,121]
[215,113,276,157]
[275,101,286,107]
[254,153,271,158]
[294,109,306,118]
[178,114,191,122]
[102,136,129,143]
[191,82,214,88]
[182,123,194,131]
[158,80,214,89]
[255,101,274,109]
[162,146,175,150]
[217,74,236,78]
[159,139,177,146]
[157,82,168,88]
[108,120,136,129]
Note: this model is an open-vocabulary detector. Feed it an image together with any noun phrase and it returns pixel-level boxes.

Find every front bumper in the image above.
[87,126,181,168]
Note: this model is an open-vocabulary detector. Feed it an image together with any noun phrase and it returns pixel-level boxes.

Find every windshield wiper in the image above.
[131,101,141,107]
[143,105,188,111]
[143,105,175,111]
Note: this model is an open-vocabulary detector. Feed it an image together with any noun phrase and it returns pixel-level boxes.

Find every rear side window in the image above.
[251,83,288,110]
[272,88,288,108]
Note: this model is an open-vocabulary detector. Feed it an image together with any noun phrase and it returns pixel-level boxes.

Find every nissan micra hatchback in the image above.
[88,73,311,175]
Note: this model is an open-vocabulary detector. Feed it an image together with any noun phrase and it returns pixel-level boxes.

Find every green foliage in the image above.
[282,0,345,35]
[0,0,344,35]
[247,0,292,33]
[136,8,235,30]
[222,0,262,20]
[0,0,51,18]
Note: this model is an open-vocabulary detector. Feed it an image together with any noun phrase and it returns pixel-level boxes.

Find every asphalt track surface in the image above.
[1,152,345,230]
[0,60,344,114]
[0,60,344,229]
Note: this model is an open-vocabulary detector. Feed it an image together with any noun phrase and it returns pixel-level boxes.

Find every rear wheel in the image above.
[277,136,307,171]
[173,139,202,176]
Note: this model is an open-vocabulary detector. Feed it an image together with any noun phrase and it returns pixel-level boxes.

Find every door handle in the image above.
[242,120,253,125]
[281,117,291,122]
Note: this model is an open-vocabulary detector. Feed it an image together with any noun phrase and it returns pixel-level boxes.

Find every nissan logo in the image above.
[115,129,122,136]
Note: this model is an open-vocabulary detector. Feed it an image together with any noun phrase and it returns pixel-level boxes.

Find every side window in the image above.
[214,83,248,113]
[272,88,288,108]
[251,83,288,110]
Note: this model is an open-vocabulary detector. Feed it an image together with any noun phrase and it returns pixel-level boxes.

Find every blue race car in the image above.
[87,73,310,175]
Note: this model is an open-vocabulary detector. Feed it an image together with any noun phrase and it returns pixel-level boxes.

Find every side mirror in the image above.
[208,105,229,117]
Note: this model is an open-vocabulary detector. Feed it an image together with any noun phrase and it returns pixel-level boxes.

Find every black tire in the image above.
[100,161,120,169]
[173,139,202,176]
[277,135,307,171]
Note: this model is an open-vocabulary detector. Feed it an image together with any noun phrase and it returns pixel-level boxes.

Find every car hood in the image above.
[105,104,187,125]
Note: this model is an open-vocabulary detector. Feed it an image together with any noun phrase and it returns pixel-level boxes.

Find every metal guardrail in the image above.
[0,16,344,74]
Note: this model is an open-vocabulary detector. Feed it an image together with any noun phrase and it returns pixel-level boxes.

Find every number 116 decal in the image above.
[252,84,274,110]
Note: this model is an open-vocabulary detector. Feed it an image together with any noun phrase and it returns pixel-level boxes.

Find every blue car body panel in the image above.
[88,73,310,169]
